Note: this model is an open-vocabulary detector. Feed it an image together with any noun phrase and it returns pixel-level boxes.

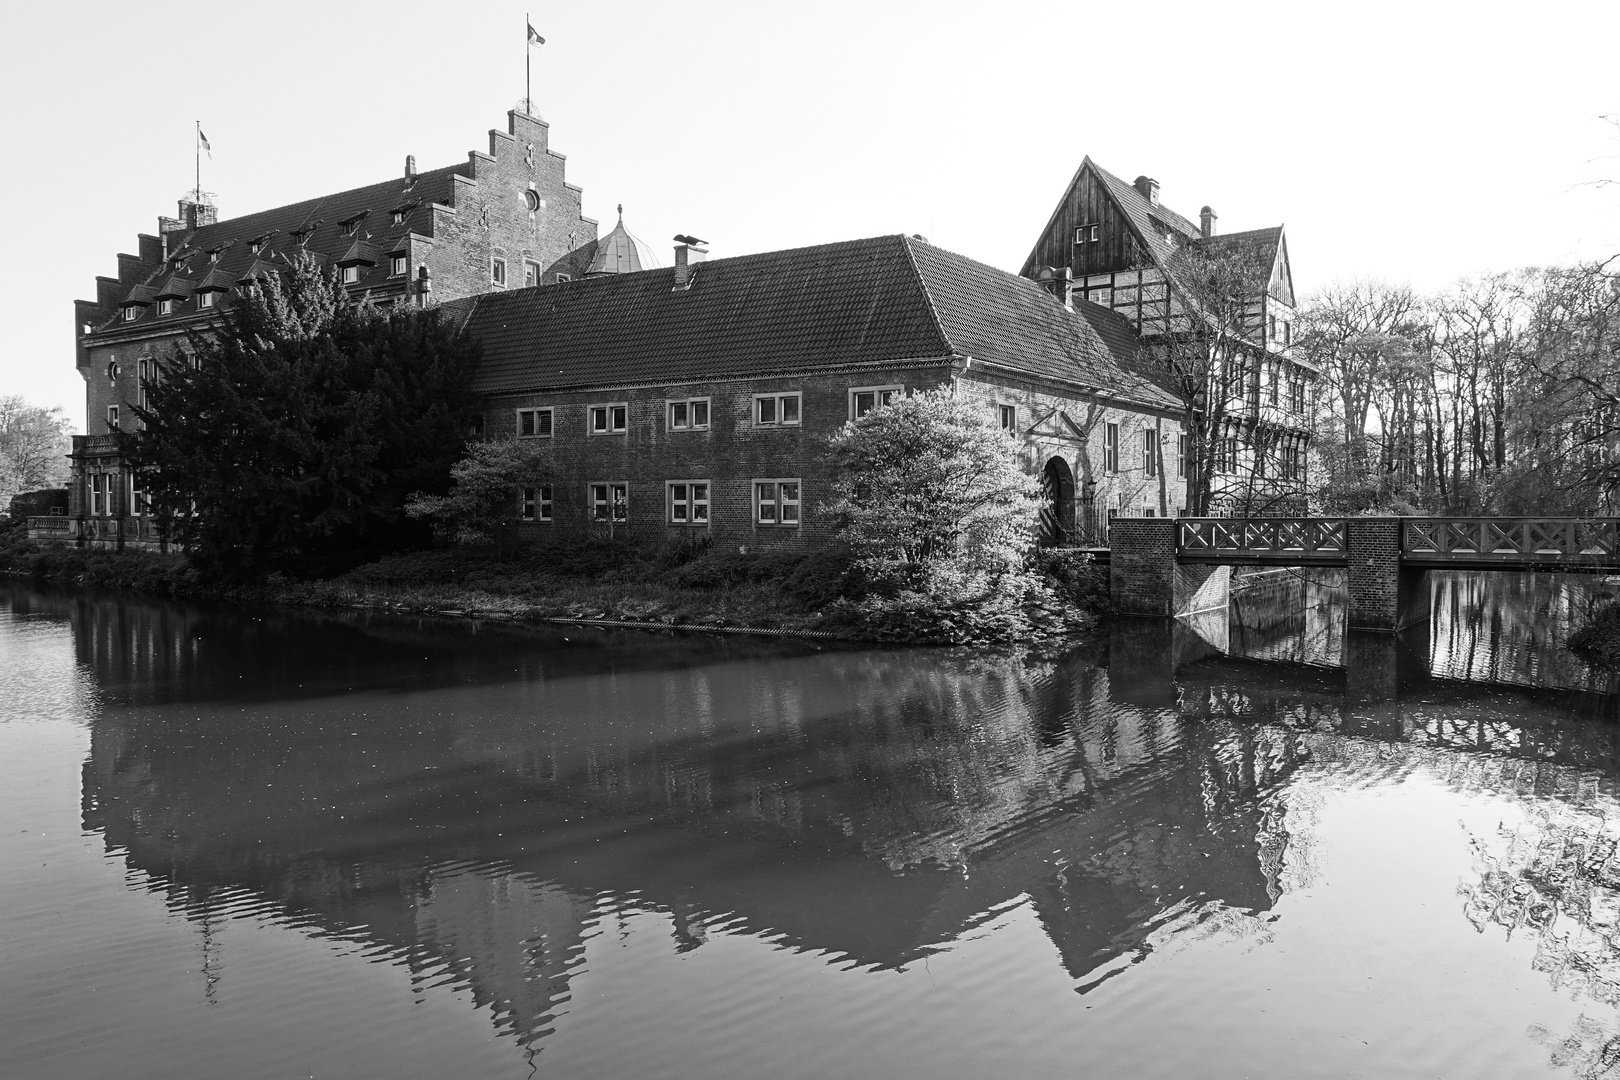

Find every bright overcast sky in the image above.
[3,1,1617,429]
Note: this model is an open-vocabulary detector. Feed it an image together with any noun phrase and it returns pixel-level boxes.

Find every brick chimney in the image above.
[1200,205,1218,238]
[1133,175,1160,206]
[1035,266,1073,310]
[405,154,417,180]
[672,235,708,291]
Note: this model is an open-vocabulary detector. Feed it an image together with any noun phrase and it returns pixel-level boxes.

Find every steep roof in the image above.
[97,165,462,331]
[454,234,1180,412]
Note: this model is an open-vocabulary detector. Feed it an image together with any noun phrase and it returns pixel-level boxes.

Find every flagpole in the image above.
[525,13,531,114]
[195,120,201,201]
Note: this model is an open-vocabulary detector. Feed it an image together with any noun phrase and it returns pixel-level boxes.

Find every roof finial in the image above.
[617,203,623,223]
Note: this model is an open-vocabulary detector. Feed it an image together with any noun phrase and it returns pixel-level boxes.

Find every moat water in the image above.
[5,570,1620,1079]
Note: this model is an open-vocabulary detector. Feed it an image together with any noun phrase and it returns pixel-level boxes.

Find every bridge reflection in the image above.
[7,577,1619,1058]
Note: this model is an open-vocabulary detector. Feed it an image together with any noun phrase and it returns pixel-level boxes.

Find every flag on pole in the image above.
[527,23,544,46]
[198,128,212,158]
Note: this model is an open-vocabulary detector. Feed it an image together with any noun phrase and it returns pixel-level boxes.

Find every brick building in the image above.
[1021,158,1313,515]
[47,108,597,549]
[450,232,1186,549]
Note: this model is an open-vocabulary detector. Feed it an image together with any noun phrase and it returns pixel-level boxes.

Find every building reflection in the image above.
[11,569,1620,1058]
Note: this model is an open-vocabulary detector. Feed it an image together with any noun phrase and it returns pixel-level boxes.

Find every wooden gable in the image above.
[1267,232,1295,308]
[1020,159,1150,282]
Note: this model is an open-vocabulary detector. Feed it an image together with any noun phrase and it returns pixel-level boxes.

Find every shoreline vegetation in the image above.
[0,526,1110,645]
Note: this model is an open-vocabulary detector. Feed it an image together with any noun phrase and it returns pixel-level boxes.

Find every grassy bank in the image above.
[0,525,1108,644]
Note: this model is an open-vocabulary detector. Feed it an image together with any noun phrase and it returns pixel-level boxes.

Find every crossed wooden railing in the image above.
[1175,516,1620,566]
[1401,518,1620,562]
[1179,518,1348,557]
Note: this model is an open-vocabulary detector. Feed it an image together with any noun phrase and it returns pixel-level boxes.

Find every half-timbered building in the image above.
[1022,158,1312,515]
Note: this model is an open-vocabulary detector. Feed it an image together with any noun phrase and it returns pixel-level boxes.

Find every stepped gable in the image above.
[456,234,1180,413]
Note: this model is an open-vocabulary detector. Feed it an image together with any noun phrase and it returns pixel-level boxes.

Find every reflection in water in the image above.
[7,573,1620,1078]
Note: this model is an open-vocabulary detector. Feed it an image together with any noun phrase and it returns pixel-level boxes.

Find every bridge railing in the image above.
[1402,518,1620,560]
[1179,518,1348,556]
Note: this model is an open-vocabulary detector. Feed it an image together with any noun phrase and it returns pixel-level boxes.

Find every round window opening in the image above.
[106,361,120,382]
[524,190,540,212]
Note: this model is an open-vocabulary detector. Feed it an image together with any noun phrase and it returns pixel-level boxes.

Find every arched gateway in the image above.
[1040,457,1076,546]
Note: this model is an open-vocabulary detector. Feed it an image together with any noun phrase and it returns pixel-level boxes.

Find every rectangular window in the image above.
[516,407,553,438]
[524,262,539,288]
[156,298,173,316]
[667,481,711,525]
[491,258,507,286]
[1075,223,1101,244]
[754,393,801,427]
[1142,428,1157,477]
[667,398,711,431]
[341,266,360,284]
[589,482,628,522]
[519,485,553,522]
[390,255,407,277]
[754,479,801,525]
[128,474,148,517]
[1290,375,1307,414]
[122,306,139,322]
[1177,432,1188,479]
[588,403,629,435]
[198,291,216,309]
[89,474,106,517]
[850,385,903,419]
[106,405,119,431]
[1103,422,1119,473]
[999,404,1017,433]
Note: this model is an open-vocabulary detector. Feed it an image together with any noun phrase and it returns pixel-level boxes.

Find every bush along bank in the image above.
[1,524,1108,645]
[1569,602,1620,670]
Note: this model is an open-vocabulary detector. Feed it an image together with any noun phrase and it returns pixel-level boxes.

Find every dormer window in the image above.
[390,255,407,277]
[121,306,139,322]
[156,298,174,316]
[391,210,405,226]
[248,240,262,255]
[341,265,360,284]
[198,291,216,309]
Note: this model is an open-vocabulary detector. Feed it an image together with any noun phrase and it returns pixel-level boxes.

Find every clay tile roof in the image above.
[237,258,281,285]
[453,234,1178,413]
[195,266,234,292]
[338,238,381,266]
[153,273,195,300]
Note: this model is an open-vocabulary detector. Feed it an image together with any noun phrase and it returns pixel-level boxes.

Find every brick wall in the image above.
[1109,518,1178,616]
[484,364,955,549]
[424,110,596,303]
[1346,518,1402,630]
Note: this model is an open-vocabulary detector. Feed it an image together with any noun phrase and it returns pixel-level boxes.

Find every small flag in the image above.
[199,128,212,158]
[527,22,545,46]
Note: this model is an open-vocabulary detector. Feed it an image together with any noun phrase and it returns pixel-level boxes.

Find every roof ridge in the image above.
[899,235,962,360]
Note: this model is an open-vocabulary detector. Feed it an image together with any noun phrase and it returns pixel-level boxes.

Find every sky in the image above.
[3,0,1617,431]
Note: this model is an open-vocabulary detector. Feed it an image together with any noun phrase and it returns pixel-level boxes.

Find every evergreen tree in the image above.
[132,255,481,577]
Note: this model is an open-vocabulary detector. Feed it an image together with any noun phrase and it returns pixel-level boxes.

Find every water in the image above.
[4,570,1620,1079]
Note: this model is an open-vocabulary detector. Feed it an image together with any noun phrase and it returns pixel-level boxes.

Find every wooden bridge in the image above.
[1112,517,1620,631]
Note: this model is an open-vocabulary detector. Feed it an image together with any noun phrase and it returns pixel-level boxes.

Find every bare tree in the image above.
[0,395,73,502]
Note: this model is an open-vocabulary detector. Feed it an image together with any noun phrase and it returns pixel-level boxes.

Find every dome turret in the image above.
[585,205,661,276]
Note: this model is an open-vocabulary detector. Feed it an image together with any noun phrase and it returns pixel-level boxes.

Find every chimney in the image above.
[1133,175,1160,206]
[672,234,708,291]
[404,154,417,180]
[416,265,432,306]
[1200,205,1218,238]
[1035,266,1073,309]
